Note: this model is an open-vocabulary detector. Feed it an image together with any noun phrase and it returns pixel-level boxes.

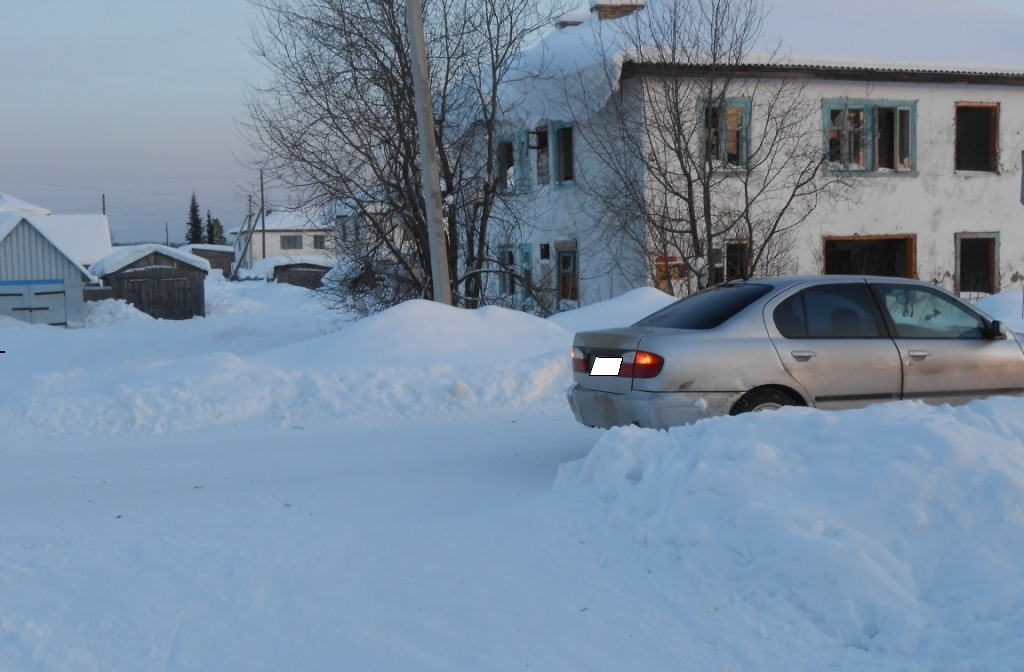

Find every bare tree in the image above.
[567,0,853,295]
[243,0,563,313]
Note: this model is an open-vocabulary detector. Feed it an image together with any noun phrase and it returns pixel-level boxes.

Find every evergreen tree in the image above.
[205,210,215,244]
[186,193,204,244]
[205,210,226,245]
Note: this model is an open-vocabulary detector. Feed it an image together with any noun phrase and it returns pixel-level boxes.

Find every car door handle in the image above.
[790,350,816,361]
[908,349,931,360]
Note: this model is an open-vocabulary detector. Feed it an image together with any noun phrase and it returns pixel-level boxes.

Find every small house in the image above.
[90,244,210,320]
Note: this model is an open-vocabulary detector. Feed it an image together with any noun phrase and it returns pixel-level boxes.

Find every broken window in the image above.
[956,233,998,295]
[827,107,866,170]
[823,236,915,278]
[825,100,915,173]
[955,103,999,173]
[496,139,515,192]
[533,126,550,185]
[498,245,516,295]
[555,124,574,184]
[556,245,578,301]
[705,100,749,168]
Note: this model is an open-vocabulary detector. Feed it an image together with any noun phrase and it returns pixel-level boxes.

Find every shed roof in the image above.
[89,244,212,277]
[0,192,50,216]
[0,211,96,281]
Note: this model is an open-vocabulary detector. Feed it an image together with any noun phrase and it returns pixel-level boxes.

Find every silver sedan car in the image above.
[567,276,1024,429]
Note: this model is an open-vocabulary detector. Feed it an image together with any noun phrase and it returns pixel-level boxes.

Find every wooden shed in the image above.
[0,211,102,328]
[179,244,235,276]
[90,244,210,320]
[274,261,331,289]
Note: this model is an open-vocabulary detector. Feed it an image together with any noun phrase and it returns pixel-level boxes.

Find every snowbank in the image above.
[557,397,1024,662]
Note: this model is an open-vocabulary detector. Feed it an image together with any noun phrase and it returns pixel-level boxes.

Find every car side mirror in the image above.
[989,319,1008,340]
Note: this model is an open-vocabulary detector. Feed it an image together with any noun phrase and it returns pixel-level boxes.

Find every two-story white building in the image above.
[493,0,1024,310]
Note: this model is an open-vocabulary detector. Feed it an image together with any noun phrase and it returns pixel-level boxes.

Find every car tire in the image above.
[730,387,801,415]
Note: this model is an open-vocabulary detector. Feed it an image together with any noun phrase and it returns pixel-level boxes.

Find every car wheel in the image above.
[730,387,801,415]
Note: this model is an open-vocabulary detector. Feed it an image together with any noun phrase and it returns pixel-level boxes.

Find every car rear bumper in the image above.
[566,384,738,430]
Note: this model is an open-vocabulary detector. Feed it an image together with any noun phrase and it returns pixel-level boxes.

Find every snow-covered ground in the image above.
[3,277,1024,671]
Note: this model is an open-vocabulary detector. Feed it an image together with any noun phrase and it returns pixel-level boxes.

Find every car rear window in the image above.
[633,283,773,330]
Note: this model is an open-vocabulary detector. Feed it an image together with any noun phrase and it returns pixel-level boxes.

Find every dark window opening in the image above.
[557,248,578,301]
[496,140,515,191]
[955,104,998,172]
[313,234,326,250]
[958,236,997,294]
[535,127,550,185]
[539,243,550,260]
[824,237,914,278]
[498,247,516,295]
[555,126,574,183]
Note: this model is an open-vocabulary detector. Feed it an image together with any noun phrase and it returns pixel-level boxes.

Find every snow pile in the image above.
[557,398,1024,661]
[547,286,676,333]
[85,298,153,326]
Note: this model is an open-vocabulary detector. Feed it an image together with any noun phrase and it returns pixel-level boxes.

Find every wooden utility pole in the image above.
[406,0,452,305]
[260,170,266,261]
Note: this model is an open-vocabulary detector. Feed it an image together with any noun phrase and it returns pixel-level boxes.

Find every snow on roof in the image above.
[32,215,113,267]
[0,192,50,216]
[241,255,333,280]
[0,211,98,281]
[179,243,234,254]
[260,209,329,231]
[89,244,211,277]
[513,0,1024,127]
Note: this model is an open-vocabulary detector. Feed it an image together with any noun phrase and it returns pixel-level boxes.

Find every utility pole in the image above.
[165,223,169,246]
[260,169,266,261]
[406,0,452,305]
[102,193,106,215]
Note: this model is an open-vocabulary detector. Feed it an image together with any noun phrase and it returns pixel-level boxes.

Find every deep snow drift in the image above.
[2,278,1024,671]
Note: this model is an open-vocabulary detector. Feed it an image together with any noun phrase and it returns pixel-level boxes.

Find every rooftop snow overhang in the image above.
[620,58,1024,87]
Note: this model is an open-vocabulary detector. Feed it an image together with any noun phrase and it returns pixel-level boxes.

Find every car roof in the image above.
[727,275,938,291]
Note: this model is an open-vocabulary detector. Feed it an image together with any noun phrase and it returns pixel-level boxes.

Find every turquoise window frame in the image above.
[822,99,917,174]
[702,97,752,169]
[550,121,575,188]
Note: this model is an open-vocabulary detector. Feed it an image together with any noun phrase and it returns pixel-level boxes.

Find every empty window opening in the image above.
[555,125,574,183]
[957,234,998,295]
[824,236,915,278]
[496,140,515,191]
[539,243,550,260]
[955,104,999,172]
[876,107,912,171]
[534,127,550,185]
[557,247,578,301]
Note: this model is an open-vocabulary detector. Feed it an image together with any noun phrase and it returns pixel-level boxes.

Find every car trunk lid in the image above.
[572,327,672,394]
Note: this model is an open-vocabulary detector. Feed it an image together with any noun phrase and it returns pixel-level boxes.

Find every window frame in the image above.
[552,121,575,186]
[703,97,751,169]
[312,234,327,250]
[556,245,579,302]
[954,102,1000,174]
[497,244,516,296]
[823,99,917,174]
[955,232,1000,296]
[280,234,303,250]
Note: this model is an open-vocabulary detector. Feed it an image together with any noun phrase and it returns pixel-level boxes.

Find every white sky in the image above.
[1,0,1022,243]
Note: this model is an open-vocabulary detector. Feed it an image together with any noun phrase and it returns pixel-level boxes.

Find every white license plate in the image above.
[590,356,622,376]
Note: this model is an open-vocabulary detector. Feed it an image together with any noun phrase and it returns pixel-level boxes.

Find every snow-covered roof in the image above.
[241,255,333,280]
[0,192,50,216]
[0,211,100,281]
[89,244,211,277]
[259,209,329,231]
[179,243,234,254]
[32,215,113,267]
[514,0,1024,127]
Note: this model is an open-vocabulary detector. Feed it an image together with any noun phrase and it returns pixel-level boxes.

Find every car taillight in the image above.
[620,351,664,379]
[571,347,588,372]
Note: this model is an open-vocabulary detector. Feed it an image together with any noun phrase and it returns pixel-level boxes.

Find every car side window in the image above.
[874,284,987,339]
[773,283,881,339]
